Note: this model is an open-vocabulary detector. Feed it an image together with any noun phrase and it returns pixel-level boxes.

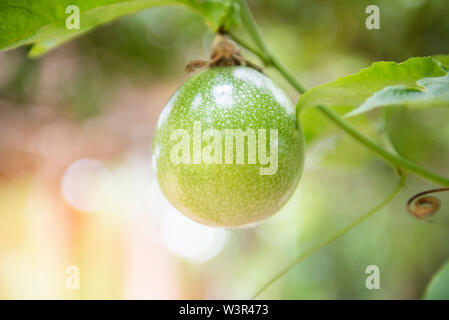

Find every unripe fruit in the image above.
[152,66,304,228]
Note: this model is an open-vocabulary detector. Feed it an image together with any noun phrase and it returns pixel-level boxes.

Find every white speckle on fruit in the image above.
[265,80,295,115]
[157,90,180,128]
[234,67,294,115]
[233,67,265,88]
[212,84,234,108]
[191,92,202,110]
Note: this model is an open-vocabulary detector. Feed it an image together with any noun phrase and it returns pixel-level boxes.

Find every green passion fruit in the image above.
[152,66,304,228]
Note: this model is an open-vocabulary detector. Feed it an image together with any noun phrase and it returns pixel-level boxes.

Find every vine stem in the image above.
[232,0,449,187]
[251,170,406,299]
[235,0,306,95]
[231,0,449,299]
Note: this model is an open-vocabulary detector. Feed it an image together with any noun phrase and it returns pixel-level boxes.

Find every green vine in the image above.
[228,0,449,298]
[252,169,406,299]
[230,0,449,187]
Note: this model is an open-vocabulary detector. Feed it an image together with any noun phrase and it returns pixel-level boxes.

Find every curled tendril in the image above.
[406,188,449,220]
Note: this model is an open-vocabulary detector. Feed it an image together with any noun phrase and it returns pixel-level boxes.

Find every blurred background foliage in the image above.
[1,0,449,299]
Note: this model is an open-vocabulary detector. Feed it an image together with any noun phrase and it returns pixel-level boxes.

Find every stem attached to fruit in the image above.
[232,0,449,187]
[251,169,406,299]
[234,0,307,94]
[186,33,264,73]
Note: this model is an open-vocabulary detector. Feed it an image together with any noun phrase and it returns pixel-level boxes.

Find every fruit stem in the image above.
[232,0,449,187]
[251,169,406,299]
[227,31,269,65]
[235,0,307,94]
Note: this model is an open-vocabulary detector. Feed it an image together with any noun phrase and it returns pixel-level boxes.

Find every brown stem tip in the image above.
[185,34,263,73]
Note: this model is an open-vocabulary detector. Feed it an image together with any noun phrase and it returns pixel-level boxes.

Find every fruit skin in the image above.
[152,66,304,228]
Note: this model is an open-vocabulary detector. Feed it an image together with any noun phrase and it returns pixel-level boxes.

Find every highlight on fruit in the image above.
[152,65,304,228]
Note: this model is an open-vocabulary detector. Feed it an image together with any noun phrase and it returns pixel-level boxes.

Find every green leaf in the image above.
[182,0,240,32]
[424,259,449,300]
[433,54,449,68]
[296,57,447,114]
[0,0,176,57]
[0,0,240,57]
[346,71,449,117]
